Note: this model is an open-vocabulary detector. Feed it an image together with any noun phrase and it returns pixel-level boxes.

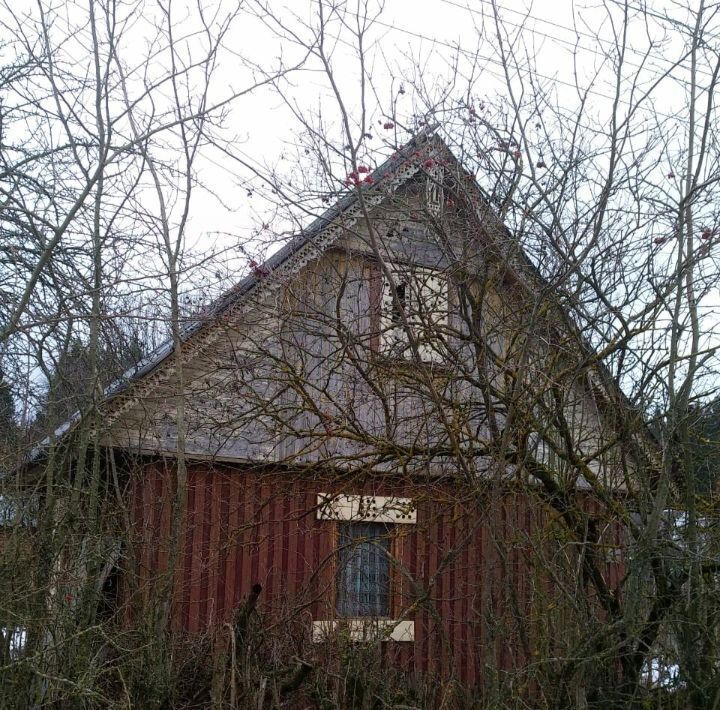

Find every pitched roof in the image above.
[32,125,657,471]
[122,128,445,382]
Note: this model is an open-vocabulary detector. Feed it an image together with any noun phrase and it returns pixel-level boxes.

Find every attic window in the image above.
[379,264,448,363]
[391,283,406,323]
[426,164,444,215]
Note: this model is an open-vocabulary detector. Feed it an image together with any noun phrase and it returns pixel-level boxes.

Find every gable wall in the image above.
[111,236,632,486]
[105,195,632,488]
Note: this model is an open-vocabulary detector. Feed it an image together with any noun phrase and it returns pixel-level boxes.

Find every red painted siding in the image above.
[127,460,625,687]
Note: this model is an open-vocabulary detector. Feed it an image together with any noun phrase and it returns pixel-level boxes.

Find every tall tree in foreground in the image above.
[217,1,720,706]
[0,0,303,705]
[4,0,720,708]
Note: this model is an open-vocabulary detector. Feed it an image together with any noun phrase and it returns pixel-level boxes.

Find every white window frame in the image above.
[426,164,444,215]
[379,264,448,363]
[313,493,417,642]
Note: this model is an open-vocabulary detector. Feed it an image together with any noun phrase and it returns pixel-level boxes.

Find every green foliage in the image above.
[0,366,16,457]
[648,400,720,495]
[35,329,149,434]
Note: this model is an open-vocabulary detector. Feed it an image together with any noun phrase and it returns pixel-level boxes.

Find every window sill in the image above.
[374,351,446,366]
[312,619,414,643]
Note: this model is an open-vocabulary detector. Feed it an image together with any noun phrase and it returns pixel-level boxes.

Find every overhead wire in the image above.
[437,0,717,81]
[342,7,691,124]
[199,0,713,181]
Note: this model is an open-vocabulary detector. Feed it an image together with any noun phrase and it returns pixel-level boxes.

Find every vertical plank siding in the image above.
[128,461,625,688]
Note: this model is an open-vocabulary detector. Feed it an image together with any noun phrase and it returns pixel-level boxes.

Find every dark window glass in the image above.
[391,282,407,323]
[336,523,390,617]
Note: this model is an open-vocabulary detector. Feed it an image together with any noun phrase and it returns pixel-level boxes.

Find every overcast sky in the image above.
[5,0,718,400]
[160,0,699,257]
[6,0,707,268]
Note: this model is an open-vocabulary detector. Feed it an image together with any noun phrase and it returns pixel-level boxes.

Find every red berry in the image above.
[358,165,370,173]
[702,228,712,240]
[654,237,666,245]
[667,171,675,179]
[383,121,394,129]
[513,150,522,159]
[423,159,435,169]
[363,175,375,185]
[249,260,270,277]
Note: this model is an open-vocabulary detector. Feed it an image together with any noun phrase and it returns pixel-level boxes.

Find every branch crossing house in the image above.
[41,130,647,689]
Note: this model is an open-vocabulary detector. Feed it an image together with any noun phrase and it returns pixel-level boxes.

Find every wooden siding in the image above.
[107,248,627,487]
[127,460,625,687]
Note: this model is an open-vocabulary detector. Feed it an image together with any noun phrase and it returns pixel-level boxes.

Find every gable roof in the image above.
[32,126,656,472]
[120,129,448,382]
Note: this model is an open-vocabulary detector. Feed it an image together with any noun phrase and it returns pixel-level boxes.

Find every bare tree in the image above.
[4,0,720,708]
[175,1,720,706]
[0,0,305,705]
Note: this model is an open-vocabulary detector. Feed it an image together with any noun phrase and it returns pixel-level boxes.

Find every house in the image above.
[41,130,647,695]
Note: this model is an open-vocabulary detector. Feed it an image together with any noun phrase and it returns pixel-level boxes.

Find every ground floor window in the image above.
[336,522,390,617]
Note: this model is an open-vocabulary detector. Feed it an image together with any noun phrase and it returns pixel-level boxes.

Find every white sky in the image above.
[6,0,706,257]
[177,0,701,251]
[7,0,720,402]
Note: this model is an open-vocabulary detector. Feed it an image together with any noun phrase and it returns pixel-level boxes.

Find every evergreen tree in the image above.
[35,326,149,435]
[687,399,720,494]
